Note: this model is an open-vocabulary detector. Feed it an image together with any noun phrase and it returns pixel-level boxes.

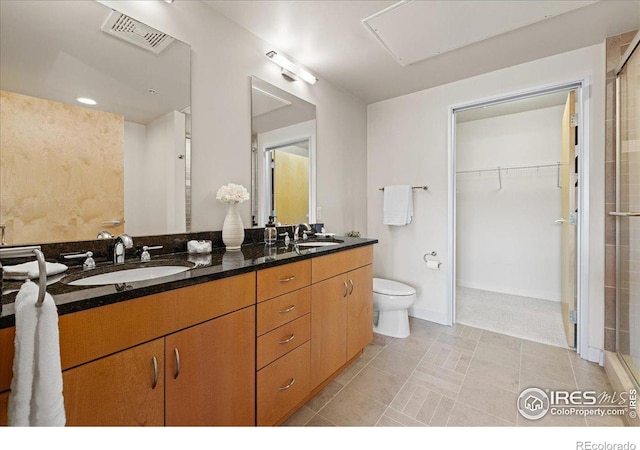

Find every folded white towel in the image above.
[383,185,413,226]
[8,281,66,426]
[3,261,68,280]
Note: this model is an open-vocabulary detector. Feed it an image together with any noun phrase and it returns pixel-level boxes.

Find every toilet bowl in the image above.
[372,278,417,338]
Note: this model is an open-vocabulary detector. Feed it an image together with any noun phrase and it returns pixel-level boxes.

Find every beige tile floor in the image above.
[284,318,626,427]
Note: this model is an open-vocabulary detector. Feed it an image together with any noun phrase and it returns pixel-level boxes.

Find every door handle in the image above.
[343,281,349,298]
[151,356,158,389]
[554,219,566,224]
[173,348,181,379]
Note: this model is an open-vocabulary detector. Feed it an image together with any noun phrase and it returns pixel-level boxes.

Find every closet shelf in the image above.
[456,161,565,190]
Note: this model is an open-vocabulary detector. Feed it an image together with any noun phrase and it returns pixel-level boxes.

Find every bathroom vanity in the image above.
[0,236,376,426]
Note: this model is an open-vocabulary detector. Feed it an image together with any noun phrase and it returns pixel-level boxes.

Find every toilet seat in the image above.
[373,278,416,296]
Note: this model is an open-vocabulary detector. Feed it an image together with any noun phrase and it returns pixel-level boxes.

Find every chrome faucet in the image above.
[113,234,133,265]
[294,223,312,242]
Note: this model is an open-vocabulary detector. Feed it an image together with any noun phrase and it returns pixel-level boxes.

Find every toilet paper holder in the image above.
[423,251,442,269]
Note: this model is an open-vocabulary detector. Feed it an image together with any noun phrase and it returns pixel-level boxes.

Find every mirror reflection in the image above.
[251,76,316,227]
[0,1,191,245]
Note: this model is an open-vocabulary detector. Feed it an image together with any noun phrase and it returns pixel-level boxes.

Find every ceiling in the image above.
[205,0,640,104]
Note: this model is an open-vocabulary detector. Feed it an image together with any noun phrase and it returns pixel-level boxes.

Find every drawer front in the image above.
[256,287,311,336]
[257,260,311,302]
[257,341,311,426]
[311,246,373,283]
[257,314,311,369]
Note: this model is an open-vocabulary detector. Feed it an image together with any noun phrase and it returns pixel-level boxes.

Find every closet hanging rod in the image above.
[378,185,428,191]
[0,245,47,307]
[456,162,562,174]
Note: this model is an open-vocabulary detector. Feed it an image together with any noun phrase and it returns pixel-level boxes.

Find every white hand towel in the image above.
[8,281,66,426]
[383,185,413,226]
[3,261,68,280]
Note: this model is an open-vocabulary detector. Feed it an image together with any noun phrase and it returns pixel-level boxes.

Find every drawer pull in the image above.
[278,305,296,314]
[343,281,349,298]
[279,276,296,283]
[173,348,181,379]
[349,279,354,295]
[278,334,296,344]
[278,378,296,391]
[151,356,158,389]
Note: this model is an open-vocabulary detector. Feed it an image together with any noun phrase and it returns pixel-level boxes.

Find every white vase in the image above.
[222,203,244,250]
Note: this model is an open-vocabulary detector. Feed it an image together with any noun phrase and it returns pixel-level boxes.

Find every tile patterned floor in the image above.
[456,286,569,349]
[284,318,626,427]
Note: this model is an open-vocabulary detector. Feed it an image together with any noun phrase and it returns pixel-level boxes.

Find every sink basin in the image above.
[66,264,192,286]
[295,240,342,248]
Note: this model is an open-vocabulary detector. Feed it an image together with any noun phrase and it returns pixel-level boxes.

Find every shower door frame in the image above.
[447,79,592,360]
[614,31,640,386]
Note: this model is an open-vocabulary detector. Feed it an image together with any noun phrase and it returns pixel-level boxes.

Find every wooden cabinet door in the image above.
[347,265,373,360]
[165,306,255,426]
[311,275,348,388]
[63,338,165,426]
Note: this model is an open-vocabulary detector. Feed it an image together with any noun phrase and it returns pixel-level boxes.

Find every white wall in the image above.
[123,111,186,236]
[456,105,564,302]
[100,1,368,236]
[367,44,605,355]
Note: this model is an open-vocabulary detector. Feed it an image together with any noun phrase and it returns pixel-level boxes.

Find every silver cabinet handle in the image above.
[102,218,122,226]
[278,378,296,391]
[609,212,640,217]
[279,276,296,283]
[151,356,158,389]
[349,279,354,295]
[278,334,295,344]
[173,348,181,379]
[278,305,295,314]
[343,281,349,298]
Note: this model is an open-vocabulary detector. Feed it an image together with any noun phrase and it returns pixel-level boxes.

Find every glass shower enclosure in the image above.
[615,32,640,387]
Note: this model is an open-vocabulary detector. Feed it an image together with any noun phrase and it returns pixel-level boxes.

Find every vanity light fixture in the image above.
[164,0,174,3]
[266,50,317,85]
[76,97,97,106]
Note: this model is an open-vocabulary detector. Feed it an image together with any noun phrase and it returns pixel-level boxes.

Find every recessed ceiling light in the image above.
[77,97,97,106]
[148,88,158,95]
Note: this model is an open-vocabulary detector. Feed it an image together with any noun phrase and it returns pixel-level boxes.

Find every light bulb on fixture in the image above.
[77,97,97,106]
[164,0,174,3]
[266,50,317,85]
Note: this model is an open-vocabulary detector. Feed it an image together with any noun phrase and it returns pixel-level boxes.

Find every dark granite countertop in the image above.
[0,236,377,329]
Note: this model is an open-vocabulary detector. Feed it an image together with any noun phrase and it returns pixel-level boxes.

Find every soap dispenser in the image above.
[264,216,277,245]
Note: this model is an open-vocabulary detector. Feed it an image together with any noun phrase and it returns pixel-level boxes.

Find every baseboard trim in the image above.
[408,308,449,326]
[587,346,604,365]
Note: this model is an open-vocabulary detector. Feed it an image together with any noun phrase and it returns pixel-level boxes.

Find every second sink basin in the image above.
[65,263,192,286]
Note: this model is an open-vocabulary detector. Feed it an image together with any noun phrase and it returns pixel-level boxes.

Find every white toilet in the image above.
[372,278,417,338]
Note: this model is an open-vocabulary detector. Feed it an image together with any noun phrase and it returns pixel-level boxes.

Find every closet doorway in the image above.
[449,83,587,351]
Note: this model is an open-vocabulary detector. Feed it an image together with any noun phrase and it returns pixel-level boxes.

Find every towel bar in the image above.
[379,185,428,191]
[0,246,47,307]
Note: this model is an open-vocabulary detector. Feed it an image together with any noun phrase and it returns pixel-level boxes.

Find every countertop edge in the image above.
[0,238,377,329]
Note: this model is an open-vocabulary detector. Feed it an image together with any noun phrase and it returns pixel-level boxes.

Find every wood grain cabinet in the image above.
[0,273,256,427]
[63,338,165,426]
[310,247,373,389]
[256,261,312,426]
[165,306,255,426]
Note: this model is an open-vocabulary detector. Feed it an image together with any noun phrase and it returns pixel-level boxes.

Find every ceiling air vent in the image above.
[101,11,174,54]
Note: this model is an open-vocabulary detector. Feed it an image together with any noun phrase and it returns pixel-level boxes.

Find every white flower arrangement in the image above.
[216,183,249,204]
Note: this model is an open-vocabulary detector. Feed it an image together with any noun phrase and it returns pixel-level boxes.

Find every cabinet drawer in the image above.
[257,314,310,369]
[257,260,311,302]
[257,341,311,426]
[256,287,310,336]
[311,246,373,283]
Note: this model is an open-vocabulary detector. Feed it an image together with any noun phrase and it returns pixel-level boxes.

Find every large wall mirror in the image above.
[0,1,191,245]
[251,76,316,227]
